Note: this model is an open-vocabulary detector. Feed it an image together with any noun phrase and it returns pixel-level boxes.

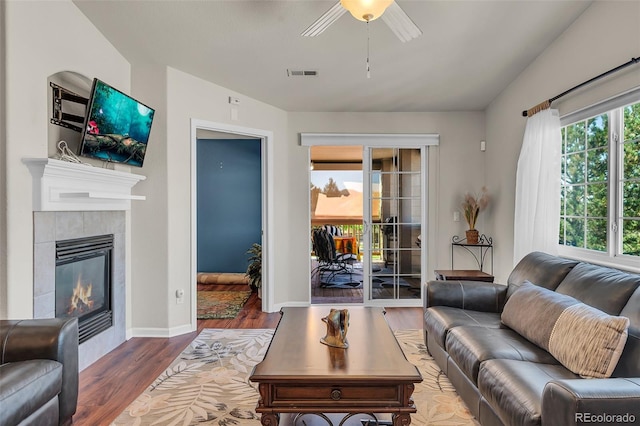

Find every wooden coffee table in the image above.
[249,307,423,425]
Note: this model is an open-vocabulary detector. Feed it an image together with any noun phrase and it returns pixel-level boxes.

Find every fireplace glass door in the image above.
[56,254,109,319]
[55,234,113,343]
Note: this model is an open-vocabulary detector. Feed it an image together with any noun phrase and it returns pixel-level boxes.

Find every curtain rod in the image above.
[522,56,640,117]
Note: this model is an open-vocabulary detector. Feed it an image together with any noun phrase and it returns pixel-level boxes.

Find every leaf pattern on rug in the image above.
[148,382,232,425]
[112,328,478,426]
[150,361,207,391]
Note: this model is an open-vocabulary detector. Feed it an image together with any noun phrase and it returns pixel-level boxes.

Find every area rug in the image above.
[197,290,252,319]
[111,329,478,426]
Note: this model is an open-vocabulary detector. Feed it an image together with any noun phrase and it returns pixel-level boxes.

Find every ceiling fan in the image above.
[302,0,422,43]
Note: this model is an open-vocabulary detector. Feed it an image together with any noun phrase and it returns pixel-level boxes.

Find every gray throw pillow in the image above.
[501,281,629,378]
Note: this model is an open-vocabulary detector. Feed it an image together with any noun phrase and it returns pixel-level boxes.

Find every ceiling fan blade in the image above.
[301,2,347,37]
[381,1,422,42]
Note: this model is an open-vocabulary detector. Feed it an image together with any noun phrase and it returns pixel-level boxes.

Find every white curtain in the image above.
[513,108,562,265]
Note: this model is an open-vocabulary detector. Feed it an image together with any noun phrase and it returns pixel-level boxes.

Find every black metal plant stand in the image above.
[451,234,493,274]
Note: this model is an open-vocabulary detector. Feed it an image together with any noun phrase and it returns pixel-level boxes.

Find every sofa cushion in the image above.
[507,251,578,299]
[502,282,630,378]
[0,360,62,426]
[555,262,640,315]
[445,326,559,384]
[549,303,629,378]
[424,306,503,349]
[478,359,578,426]
[501,281,578,350]
[426,280,507,312]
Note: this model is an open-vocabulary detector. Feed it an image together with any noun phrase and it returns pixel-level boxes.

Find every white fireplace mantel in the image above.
[23,158,146,211]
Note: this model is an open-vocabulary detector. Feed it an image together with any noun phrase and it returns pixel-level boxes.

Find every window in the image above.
[622,104,640,256]
[559,99,640,262]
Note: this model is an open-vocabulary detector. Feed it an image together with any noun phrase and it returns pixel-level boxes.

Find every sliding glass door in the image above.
[363,147,425,306]
[303,133,436,308]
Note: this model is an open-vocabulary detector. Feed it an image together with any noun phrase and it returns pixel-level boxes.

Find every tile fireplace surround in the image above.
[33,211,126,371]
[26,158,146,371]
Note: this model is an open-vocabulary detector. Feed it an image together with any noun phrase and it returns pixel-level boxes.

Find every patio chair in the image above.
[311,228,358,287]
[320,224,342,237]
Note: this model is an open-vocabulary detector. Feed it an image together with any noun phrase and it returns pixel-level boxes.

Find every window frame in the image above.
[558,92,640,273]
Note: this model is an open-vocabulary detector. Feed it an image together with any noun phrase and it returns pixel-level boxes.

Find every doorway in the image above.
[310,145,364,304]
[190,119,274,327]
[196,136,261,274]
[303,133,439,308]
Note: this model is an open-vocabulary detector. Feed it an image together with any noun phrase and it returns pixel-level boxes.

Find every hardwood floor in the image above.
[74,291,423,425]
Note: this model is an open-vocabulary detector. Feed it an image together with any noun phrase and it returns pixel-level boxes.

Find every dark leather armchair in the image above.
[0,318,79,426]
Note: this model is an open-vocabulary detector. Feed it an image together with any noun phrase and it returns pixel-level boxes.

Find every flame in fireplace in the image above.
[68,277,94,315]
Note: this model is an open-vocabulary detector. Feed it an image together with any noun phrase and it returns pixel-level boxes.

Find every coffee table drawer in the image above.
[271,384,401,407]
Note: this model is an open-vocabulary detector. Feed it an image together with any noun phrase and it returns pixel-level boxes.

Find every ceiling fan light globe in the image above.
[340,0,394,22]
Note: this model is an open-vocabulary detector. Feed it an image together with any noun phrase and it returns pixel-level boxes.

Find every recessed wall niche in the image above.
[47,71,92,160]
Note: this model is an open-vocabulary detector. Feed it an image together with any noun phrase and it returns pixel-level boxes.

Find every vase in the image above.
[466,229,479,244]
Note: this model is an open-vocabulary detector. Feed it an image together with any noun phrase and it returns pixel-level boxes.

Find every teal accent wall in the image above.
[197,139,261,273]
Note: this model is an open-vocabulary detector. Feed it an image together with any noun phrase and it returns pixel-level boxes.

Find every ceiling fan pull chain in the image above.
[366,20,371,79]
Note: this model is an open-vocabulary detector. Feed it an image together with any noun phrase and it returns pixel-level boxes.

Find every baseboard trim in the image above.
[273,301,309,311]
[130,323,196,338]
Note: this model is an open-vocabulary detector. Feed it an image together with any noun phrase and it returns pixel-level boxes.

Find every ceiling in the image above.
[74,0,592,113]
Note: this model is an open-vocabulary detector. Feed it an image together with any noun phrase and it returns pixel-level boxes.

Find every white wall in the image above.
[126,67,289,331]
[288,112,487,286]
[485,1,640,283]
[1,0,7,318]
[2,0,131,319]
[128,63,170,333]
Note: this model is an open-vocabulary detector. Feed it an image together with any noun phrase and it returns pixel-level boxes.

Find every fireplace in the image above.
[27,160,145,368]
[55,234,113,343]
[33,211,126,371]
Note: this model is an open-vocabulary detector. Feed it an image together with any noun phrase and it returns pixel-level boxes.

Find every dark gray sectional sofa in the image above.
[0,318,79,426]
[423,251,640,426]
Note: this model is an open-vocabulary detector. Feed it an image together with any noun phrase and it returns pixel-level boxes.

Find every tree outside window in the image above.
[622,103,640,256]
[559,101,639,258]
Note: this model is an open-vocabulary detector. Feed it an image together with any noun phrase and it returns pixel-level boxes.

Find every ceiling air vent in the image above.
[287,69,319,77]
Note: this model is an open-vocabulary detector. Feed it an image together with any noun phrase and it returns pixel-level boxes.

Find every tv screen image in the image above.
[79,79,155,167]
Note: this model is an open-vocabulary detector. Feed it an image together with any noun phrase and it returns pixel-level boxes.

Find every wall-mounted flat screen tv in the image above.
[79,78,155,167]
